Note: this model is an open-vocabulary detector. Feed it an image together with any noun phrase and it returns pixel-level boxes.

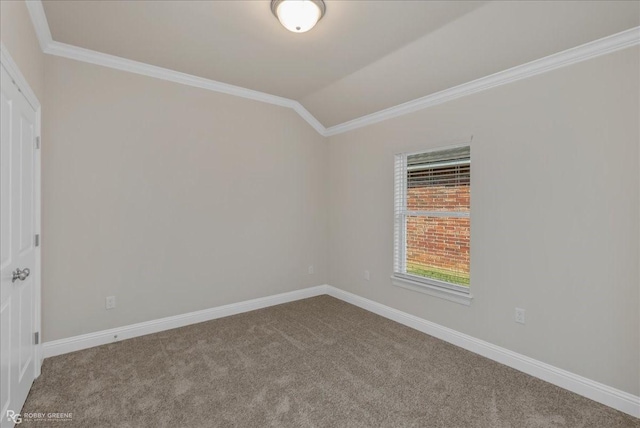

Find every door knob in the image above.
[12,268,30,283]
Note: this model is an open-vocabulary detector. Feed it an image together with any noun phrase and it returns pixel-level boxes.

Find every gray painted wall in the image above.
[328,47,639,395]
[42,55,329,342]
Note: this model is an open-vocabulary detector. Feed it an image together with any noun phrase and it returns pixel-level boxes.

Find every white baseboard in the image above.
[43,285,328,358]
[42,283,639,418]
[325,285,640,418]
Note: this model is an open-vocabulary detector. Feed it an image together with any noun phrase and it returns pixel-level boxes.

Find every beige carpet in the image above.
[21,296,638,427]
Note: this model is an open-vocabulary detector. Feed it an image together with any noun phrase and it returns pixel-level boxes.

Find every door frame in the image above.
[0,44,42,378]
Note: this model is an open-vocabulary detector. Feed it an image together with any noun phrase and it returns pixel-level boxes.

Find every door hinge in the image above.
[35,136,40,149]
[35,234,40,247]
[34,332,39,345]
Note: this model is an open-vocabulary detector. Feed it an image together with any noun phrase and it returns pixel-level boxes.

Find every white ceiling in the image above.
[41,0,639,128]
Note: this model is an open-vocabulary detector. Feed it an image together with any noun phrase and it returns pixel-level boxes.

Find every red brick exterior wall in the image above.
[406,185,470,276]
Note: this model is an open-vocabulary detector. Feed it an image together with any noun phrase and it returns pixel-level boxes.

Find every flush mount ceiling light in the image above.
[271,0,326,33]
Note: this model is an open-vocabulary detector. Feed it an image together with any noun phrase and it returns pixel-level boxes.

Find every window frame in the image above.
[392,144,473,305]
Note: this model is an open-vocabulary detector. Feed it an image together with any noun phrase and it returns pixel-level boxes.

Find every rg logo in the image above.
[6,410,22,424]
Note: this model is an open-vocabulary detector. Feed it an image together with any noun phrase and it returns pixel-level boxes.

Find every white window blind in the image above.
[394,145,471,293]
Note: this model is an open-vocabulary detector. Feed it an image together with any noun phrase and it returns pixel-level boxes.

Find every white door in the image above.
[0,64,38,428]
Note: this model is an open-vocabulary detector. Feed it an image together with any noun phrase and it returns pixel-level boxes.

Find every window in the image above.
[393,145,471,303]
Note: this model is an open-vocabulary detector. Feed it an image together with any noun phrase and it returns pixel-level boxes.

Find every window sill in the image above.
[391,275,473,306]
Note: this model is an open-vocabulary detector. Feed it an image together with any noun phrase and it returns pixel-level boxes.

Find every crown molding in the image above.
[323,26,640,136]
[290,100,327,135]
[24,0,328,135]
[25,0,639,138]
[46,39,327,135]
[24,0,52,52]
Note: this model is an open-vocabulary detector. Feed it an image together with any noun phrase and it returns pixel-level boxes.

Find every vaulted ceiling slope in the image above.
[40,0,640,129]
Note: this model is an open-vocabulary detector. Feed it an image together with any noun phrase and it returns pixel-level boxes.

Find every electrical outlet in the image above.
[364,270,370,281]
[515,308,525,324]
[308,265,314,275]
[106,296,116,310]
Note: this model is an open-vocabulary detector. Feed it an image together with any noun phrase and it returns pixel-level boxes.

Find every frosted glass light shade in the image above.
[271,0,326,33]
